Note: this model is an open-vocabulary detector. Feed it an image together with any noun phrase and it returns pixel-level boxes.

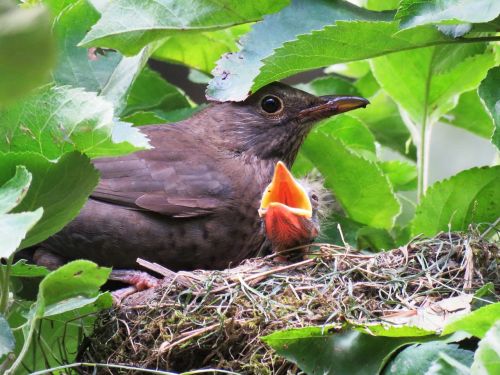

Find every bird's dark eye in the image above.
[311,193,319,202]
[261,95,283,114]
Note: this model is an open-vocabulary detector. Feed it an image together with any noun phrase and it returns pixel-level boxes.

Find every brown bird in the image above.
[35,82,368,286]
[259,162,327,258]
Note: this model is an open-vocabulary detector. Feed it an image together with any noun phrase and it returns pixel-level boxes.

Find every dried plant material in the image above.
[80,232,499,374]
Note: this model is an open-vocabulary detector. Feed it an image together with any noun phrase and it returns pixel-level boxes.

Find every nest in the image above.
[80,232,499,374]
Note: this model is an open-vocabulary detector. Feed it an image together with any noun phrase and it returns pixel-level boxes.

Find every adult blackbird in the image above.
[38,82,368,272]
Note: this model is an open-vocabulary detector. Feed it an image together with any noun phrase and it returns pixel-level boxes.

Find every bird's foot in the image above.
[109,270,160,304]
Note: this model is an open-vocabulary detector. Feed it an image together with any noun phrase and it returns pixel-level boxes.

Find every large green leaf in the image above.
[379,160,417,191]
[411,166,500,237]
[302,131,400,229]
[478,66,500,150]
[383,342,474,375]
[444,90,494,139]
[263,326,435,375]
[79,0,288,55]
[471,321,500,375]
[371,46,496,126]
[153,25,250,73]
[207,0,459,101]
[52,0,121,93]
[0,85,150,159]
[0,166,42,258]
[0,152,99,248]
[396,0,500,29]
[0,0,55,105]
[123,67,191,116]
[296,75,361,97]
[350,90,417,160]
[442,302,500,339]
[0,314,15,359]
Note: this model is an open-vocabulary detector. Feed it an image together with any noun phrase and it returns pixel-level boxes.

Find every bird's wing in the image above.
[91,126,232,218]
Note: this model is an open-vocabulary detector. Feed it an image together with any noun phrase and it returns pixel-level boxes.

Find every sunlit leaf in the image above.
[7,260,49,278]
[153,25,250,73]
[396,0,500,29]
[471,321,500,375]
[302,132,400,229]
[371,46,495,126]
[0,152,99,248]
[0,85,150,159]
[411,166,500,237]
[79,0,288,55]
[379,160,417,191]
[0,166,42,258]
[442,302,500,339]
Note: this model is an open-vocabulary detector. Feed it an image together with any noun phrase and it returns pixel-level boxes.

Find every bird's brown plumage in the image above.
[39,82,368,270]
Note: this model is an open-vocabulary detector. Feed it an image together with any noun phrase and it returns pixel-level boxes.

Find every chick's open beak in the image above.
[259,161,312,218]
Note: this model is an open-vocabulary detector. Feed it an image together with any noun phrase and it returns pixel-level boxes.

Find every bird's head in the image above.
[258,161,321,255]
[205,82,369,166]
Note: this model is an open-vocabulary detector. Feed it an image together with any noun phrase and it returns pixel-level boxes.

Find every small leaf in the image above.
[396,0,500,30]
[0,0,55,104]
[7,260,49,277]
[443,90,494,139]
[0,85,150,159]
[357,227,395,251]
[37,260,111,316]
[123,67,191,116]
[383,342,473,375]
[379,160,417,191]
[478,66,500,150]
[79,0,287,55]
[471,321,500,375]
[153,25,250,73]
[296,75,361,97]
[0,152,99,248]
[350,90,416,159]
[411,166,500,237]
[0,166,42,258]
[302,132,400,229]
[442,302,500,339]
[0,314,15,358]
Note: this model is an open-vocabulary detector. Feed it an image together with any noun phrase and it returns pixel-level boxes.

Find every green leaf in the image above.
[0,0,55,105]
[354,71,381,98]
[444,90,494,139]
[357,226,395,251]
[0,85,150,159]
[0,314,15,359]
[383,342,473,375]
[37,260,111,316]
[411,166,500,237]
[8,260,49,278]
[79,0,288,55]
[357,323,436,337]
[371,46,496,126]
[0,166,42,258]
[52,0,122,93]
[296,75,361,97]
[350,90,417,159]
[317,116,376,158]
[396,0,500,29]
[478,66,500,150]
[207,0,458,101]
[471,321,500,375]
[302,132,400,229]
[442,302,500,339]
[153,25,250,73]
[380,160,418,191]
[0,152,99,248]
[427,352,472,375]
[0,166,31,214]
[263,325,436,375]
[123,67,191,116]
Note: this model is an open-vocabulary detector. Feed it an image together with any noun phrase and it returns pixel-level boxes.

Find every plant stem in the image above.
[5,309,38,375]
[0,255,14,315]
